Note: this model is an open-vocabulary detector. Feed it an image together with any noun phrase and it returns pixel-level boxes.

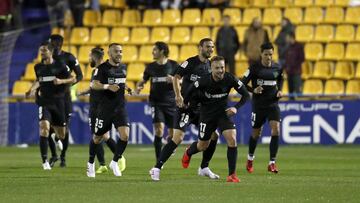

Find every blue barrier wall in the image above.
[8,100,360,145]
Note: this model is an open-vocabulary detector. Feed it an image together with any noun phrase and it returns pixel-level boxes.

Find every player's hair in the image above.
[40,41,54,52]
[109,43,121,48]
[49,34,64,43]
[199,38,213,46]
[91,47,104,59]
[154,41,169,57]
[260,42,274,52]
[210,55,225,63]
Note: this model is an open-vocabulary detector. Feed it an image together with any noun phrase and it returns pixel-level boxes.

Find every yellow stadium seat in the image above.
[242,8,261,25]
[294,0,313,7]
[344,7,360,24]
[111,27,130,44]
[235,62,248,77]
[346,80,360,95]
[273,26,282,42]
[334,0,350,6]
[202,8,221,25]
[78,45,93,63]
[168,45,179,61]
[127,63,145,81]
[251,0,272,7]
[122,10,141,26]
[102,10,121,26]
[191,27,211,43]
[182,9,201,25]
[324,7,344,24]
[324,79,344,95]
[344,43,360,61]
[231,0,250,7]
[282,80,289,95]
[296,25,314,42]
[70,27,89,45]
[235,26,248,43]
[273,0,293,8]
[303,79,324,95]
[162,9,181,26]
[222,8,241,25]
[99,0,113,7]
[314,25,334,42]
[335,25,355,42]
[312,61,333,79]
[23,63,36,81]
[122,46,138,63]
[90,27,109,45]
[324,43,345,60]
[305,43,323,61]
[264,26,273,41]
[284,7,303,25]
[235,51,248,61]
[12,81,32,96]
[355,63,360,79]
[150,27,170,43]
[113,0,126,8]
[170,27,190,44]
[262,8,282,25]
[301,61,313,80]
[304,7,324,24]
[211,26,219,41]
[84,66,93,80]
[83,10,101,27]
[179,45,198,62]
[333,61,355,80]
[130,27,150,44]
[315,0,334,6]
[138,45,154,63]
[356,27,360,42]
[143,9,162,26]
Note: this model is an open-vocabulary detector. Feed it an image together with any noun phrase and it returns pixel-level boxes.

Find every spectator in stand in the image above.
[45,0,66,29]
[243,17,270,65]
[215,15,240,75]
[275,17,295,67]
[208,0,230,8]
[69,0,85,27]
[0,0,13,32]
[283,32,305,100]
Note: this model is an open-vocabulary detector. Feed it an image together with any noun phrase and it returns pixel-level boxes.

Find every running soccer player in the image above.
[26,41,75,170]
[149,38,219,181]
[86,43,131,178]
[182,56,249,182]
[48,34,83,167]
[135,41,178,164]
[241,42,284,173]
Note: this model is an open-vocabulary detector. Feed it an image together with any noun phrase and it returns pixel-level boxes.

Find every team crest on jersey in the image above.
[273,71,279,78]
[194,81,199,88]
[180,61,188,68]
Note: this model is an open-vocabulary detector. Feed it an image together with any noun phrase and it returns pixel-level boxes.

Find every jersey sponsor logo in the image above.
[204,92,228,99]
[180,61,188,68]
[190,74,199,82]
[256,79,277,86]
[279,103,344,112]
[108,77,126,84]
[151,77,168,83]
[39,76,56,82]
[273,71,279,78]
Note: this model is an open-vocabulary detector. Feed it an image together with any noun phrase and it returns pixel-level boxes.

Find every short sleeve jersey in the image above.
[93,60,127,108]
[242,61,283,107]
[142,59,178,106]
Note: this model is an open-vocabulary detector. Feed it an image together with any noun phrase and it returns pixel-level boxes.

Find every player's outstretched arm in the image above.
[135,79,146,94]
[25,81,39,98]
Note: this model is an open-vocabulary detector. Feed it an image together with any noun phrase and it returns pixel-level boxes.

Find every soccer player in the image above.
[135,41,178,164]
[48,34,83,167]
[26,42,75,170]
[182,56,249,182]
[149,38,220,181]
[86,43,131,178]
[241,42,284,173]
[77,47,123,174]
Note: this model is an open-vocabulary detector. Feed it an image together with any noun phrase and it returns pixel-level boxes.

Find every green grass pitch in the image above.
[0,145,359,202]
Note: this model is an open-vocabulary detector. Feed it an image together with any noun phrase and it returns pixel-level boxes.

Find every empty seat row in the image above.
[297,25,360,43]
[232,0,352,8]
[301,79,360,95]
[305,42,360,61]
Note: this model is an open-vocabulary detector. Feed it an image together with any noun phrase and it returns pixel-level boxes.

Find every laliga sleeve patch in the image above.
[180,61,189,68]
[243,69,250,77]
[194,81,199,88]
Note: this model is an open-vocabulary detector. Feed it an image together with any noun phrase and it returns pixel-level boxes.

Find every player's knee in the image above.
[154,127,163,137]
[210,131,219,140]
[40,129,49,137]
[197,142,209,151]
[92,136,102,144]
[172,134,183,145]
[251,129,261,139]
